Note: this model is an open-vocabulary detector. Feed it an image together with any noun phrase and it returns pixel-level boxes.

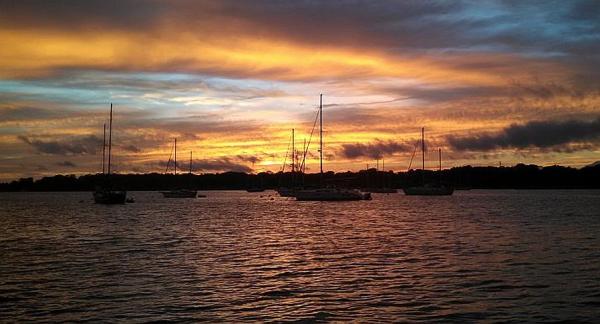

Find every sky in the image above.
[1,0,599,181]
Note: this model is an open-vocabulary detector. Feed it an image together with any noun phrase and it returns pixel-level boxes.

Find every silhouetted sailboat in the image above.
[277,128,303,197]
[362,159,397,193]
[161,138,197,198]
[295,95,371,201]
[246,172,266,192]
[93,103,127,204]
[403,127,454,196]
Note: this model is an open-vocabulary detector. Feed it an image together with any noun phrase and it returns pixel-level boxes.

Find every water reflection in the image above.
[1,190,599,321]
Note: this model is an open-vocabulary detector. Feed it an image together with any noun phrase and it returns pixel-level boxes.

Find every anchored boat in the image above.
[161,139,198,198]
[403,127,454,196]
[294,95,371,201]
[94,103,127,204]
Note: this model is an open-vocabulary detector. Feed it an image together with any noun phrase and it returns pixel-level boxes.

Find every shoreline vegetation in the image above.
[2,163,600,192]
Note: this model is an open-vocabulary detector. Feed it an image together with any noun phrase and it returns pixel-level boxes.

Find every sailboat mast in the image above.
[292,128,295,173]
[421,127,425,171]
[102,123,106,174]
[107,103,113,175]
[302,138,306,184]
[319,94,323,182]
[174,138,177,175]
[421,127,425,185]
[439,148,442,185]
[382,158,385,188]
[439,148,442,172]
[190,151,192,175]
[303,139,306,173]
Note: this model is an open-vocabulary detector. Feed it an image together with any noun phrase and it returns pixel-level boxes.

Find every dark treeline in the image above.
[1,163,600,192]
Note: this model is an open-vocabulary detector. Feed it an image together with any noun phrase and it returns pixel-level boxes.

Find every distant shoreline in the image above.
[0,188,600,195]
[2,164,599,192]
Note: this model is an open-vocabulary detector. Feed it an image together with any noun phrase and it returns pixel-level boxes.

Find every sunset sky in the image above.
[1,0,599,180]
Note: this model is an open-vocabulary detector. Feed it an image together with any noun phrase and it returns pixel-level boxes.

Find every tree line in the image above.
[1,163,599,191]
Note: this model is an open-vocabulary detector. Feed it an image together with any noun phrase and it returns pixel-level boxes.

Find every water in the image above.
[1,190,599,322]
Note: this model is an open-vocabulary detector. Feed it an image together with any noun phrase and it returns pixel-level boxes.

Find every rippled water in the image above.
[1,190,600,322]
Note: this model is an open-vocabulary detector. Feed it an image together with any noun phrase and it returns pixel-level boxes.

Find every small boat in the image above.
[402,127,454,196]
[294,95,370,201]
[94,188,127,204]
[295,187,371,201]
[277,187,297,197]
[161,140,198,198]
[364,187,397,193]
[93,103,127,204]
[160,189,197,198]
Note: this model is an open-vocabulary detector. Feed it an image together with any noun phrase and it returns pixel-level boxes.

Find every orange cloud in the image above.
[0,28,522,87]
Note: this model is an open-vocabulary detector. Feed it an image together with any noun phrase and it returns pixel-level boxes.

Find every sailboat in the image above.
[362,159,397,193]
[277,128,303,197]
[402,128,454,196]
[246,172,266,192]
[295,95,371,201]
[161,138,198,198]
[93,103,127,204]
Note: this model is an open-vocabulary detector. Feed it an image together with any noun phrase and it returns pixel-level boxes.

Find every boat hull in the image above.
[363,187,397,193]
[295,188,371,201]
[402,187,454,196]
[94,190,127,204]
[277,187,299,197]
[161,190,197,198]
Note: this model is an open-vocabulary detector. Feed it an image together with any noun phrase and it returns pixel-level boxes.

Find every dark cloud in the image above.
[121,144,141,153]
[447,118,600,151]
[379,85,507,103]
[2,1,598,86]
[0,0,167,31]
[0,1,460,49]
[236,155,261,164]
[0,106,62,121]
[510,80,593,100]
[3,1,593,58]
[340,140,413,159]
[192,158,252,173]
[19,135,102,155]
[56,160,77,167]
[159,157,252,173]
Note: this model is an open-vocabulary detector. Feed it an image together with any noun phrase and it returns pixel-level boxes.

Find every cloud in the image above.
[19,135,102,155]
[447,118,600,151]
[121,144,141,153]
[2,1,600,179]
[340,139,413,159]
[159,157,252,173]
[0,0,167,31]
[192,159,252,173]
[0,106,63,121]
[236,155,261,164]
[3,1,577,84]
[56,160,77,167]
